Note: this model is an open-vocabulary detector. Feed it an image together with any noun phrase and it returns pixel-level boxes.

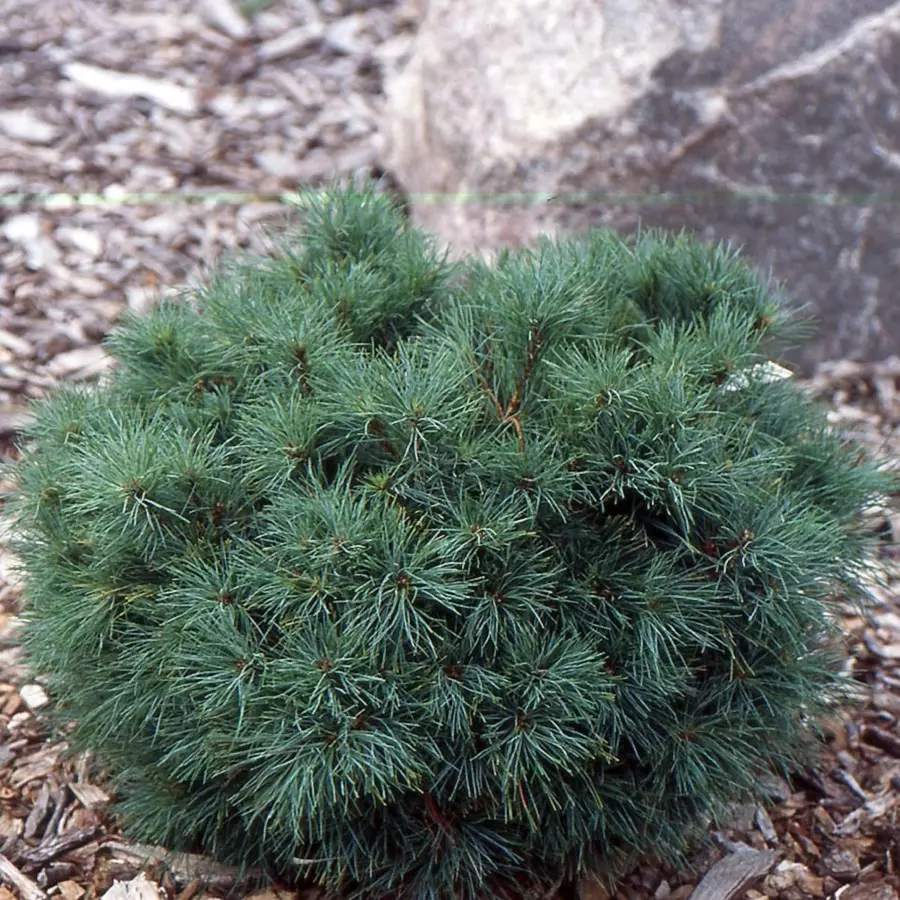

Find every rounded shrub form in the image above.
[9,184,891,899]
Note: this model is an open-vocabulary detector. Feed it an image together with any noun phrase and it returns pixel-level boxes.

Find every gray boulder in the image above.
[380,0,900,372]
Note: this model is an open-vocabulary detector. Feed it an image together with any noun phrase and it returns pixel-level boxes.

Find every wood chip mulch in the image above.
[0,1,899,898]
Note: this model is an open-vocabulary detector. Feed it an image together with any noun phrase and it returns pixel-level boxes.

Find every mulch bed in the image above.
[1,1,899,898]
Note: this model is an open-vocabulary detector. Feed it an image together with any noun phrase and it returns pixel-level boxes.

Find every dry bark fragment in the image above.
[840,886,900,900]
[0,853,46,900]
[173,879,202,900]
[823,847,861,880]
[754,807,778,845]
[18,826,101,867]
[67,782,110,810]
[42,785,69,840]
[689,849,777,900]
[23,782,52,839]
[56,881,86,900]
[101,842,250,892]
[860,725,900,758]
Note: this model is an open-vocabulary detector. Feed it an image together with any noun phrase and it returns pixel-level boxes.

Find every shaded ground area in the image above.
[0,1,899,898]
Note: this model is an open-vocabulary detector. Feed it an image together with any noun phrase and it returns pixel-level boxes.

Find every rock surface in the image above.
[381,0,900,372]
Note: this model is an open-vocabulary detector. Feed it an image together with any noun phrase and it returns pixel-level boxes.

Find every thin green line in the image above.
[0,189,897,210]
[413,190,895,206]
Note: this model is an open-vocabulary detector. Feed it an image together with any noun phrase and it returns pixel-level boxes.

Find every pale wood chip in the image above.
[0,215,61,271]
[873,375,897,406]
[871,611,900,633]
[61,64,198,116]
[0,814,23,841]
[268,70,324,109]
[252,151,309,179]
[323,14,369,56]
[828,405,875,423]
[690,849,776,900]
[6,711,31,731]
[0,111,59,146]
[56,274,111,297]
[41,786,70,843]
[0,853,46,900]
[57,881,86,900]
[59,805,102,834]
[19,685,49,711]
[257,23,324,61]
[764,860,824,895]
[10,758,54,789]
[872,691,900,715]
[0,331,34,358]
[45,346,112,379]
[9,745,65,789]
[55,227,104,259]
[863,633,900,659]
[753,806,778,844]
[831,767,869,801]
[0,693,21,717]
[199,0,250,40]
[863,790,898,817]
[73,753,93,785]
[100,873,163,900]
[1,364,56,389]
[68,783,110,810]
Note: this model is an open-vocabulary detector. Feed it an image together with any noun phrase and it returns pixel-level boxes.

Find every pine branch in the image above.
[473,327,543,454]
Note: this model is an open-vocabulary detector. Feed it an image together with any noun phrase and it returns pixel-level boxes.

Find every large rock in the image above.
[380,0,900,372]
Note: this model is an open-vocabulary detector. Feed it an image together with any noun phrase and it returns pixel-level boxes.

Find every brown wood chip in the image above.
[841,885,900,900]
[56,881,86,900]
[18,827,101,868]
[101,842,250,891]
[173,878,203,900]
[0,406,33,436]
[23,782,52,840]
[860,724,900,757]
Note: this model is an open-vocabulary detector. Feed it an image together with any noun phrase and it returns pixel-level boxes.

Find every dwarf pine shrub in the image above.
[8,183,893,899]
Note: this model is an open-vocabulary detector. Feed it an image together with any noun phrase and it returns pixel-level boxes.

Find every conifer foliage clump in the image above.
[9,184,892,899]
